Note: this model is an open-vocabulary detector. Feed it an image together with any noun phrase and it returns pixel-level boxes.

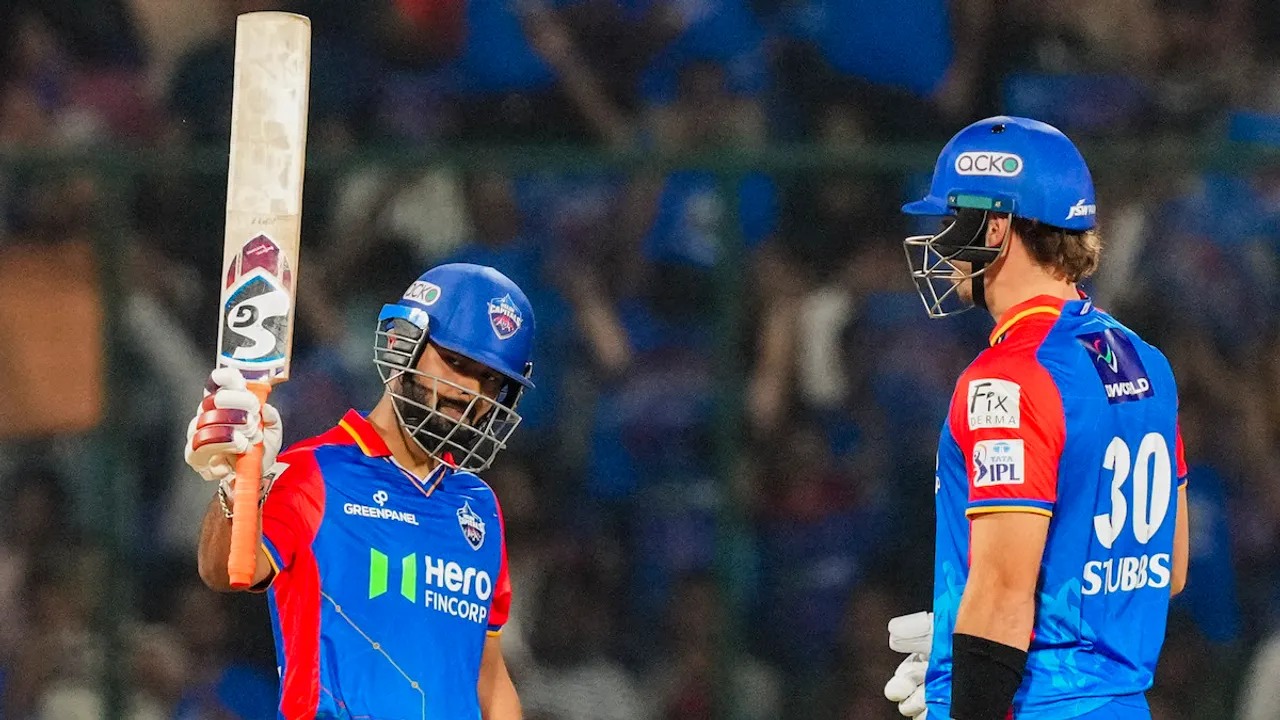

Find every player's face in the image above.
[951,259,975,305]
[410,343,504,423]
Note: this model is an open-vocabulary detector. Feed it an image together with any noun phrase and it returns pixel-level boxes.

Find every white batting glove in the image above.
[885,653,929,718]
[184,367,282,494]
[888,611,934,656]
[885,611,933,719]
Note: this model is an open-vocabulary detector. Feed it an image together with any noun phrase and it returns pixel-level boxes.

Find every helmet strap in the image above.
[972,261,988,311]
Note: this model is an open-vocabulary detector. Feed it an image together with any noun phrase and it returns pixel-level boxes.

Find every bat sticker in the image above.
[221,234,293,371]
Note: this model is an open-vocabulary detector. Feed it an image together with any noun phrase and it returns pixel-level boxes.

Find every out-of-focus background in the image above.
[0,0,1276,718]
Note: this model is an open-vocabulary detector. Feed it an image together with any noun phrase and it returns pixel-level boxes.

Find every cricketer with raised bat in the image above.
[188,263,533,719]
[883,117,1191,719]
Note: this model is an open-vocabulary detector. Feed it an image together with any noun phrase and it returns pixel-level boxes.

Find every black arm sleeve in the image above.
[951,632,1028,720]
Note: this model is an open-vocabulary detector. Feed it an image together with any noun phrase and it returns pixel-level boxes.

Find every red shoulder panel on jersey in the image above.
[951,300,1067,518]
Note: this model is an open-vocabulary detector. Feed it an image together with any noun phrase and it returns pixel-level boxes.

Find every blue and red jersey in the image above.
[927,295,1186,719]
[259,410,511,720]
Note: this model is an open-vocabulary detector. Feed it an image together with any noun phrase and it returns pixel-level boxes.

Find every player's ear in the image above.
[986,213,1011,247]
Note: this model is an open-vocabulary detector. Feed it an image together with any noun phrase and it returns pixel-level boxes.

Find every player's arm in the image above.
[1170,426,1190,596]
[478,632,521,720]
[950,367,1065,720]
[1171,485,1189,596]
[954,513,1049,648]
[187,368,291,592]
[952,512,1049,718]
[479,497,520,719]
[198,493,275,591]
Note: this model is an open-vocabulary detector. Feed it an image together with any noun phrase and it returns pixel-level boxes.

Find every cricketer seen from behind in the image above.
[883,117,1191,720]
[186,263,533,719]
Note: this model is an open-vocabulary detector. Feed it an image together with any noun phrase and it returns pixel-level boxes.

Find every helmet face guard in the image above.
[903,208,1008,318]
[373,307,529,473]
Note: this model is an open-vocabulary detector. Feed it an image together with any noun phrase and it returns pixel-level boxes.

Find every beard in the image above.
[394,374,485,452]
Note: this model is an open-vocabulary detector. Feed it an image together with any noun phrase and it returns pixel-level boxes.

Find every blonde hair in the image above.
[1012,217,1102,283]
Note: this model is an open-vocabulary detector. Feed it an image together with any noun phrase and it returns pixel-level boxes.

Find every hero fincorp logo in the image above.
[368,549,494,625]
[954,151,1023,177]
[1077,330,1155,404]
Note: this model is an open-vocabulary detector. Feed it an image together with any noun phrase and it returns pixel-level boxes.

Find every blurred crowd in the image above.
[2,0,1280,718]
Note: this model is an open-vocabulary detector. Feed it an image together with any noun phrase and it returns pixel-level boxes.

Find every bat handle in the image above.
[228,380,273,589]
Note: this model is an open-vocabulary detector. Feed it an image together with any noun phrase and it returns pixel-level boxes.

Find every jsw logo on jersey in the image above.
[368,550,494,625]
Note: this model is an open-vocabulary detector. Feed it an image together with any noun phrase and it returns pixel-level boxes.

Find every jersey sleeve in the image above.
[1175,420,1188,488]
[259,449,326,582]
[487,494,512,635]
[949,356,1066,518]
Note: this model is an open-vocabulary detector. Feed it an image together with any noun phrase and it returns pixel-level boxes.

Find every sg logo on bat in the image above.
[220,234,293,372]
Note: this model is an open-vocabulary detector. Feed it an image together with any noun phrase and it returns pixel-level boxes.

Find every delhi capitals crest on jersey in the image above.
[458,502,486,550]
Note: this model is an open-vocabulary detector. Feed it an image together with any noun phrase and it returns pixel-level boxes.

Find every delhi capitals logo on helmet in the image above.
[487,294,524,340]
[457,502,486,550]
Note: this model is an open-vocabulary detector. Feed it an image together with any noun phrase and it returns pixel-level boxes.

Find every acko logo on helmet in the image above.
[954,151,1023,177]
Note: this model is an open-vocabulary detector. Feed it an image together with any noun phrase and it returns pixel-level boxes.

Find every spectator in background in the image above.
[747,97,892,433]
[804,581,905,720]
[520,562,645,720]
[646,572,780,720]
[169,580,277,720]
[627,58,774,271]
[765,0,991,137]
[756,422,886,682]
[443,169,574,439]
[0,467,74,664]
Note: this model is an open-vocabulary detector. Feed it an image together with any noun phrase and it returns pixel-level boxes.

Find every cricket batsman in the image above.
[882,117,1191,719]
[186,262,532,719]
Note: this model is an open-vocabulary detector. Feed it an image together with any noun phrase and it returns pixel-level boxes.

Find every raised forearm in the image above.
[197,492,271,592]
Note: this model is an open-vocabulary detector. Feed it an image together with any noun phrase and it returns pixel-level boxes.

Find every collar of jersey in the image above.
[338,409,393,457]
[988,294,1073,347]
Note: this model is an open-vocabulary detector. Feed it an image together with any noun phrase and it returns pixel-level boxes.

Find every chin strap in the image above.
[972,261,988,312]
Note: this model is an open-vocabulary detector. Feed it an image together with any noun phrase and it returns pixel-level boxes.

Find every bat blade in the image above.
[217,11,311,589]
[218,11,310,384]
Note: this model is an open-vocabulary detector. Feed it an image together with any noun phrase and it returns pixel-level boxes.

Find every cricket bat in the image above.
[217,12,311,589]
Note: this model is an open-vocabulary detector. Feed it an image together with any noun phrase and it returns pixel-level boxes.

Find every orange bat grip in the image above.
[228,381,273,589]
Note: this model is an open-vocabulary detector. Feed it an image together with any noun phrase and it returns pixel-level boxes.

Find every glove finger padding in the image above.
[888,611,934,656]
[898,686,926,719]
[885,654,928,702]
[185,368,283,483]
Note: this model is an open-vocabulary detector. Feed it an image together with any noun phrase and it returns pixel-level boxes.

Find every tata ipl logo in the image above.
[1077,329,1154,404]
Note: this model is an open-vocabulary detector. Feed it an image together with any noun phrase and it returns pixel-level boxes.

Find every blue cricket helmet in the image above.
[374,263,535,472]
[903,115,1097,230]
[381,263,535,388]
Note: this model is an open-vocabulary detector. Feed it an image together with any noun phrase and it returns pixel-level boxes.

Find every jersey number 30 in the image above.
[1094,433,1172,550]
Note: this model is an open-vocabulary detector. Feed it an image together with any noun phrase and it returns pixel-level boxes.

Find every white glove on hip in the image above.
[885,611,934,719]
[185,367,282,494]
